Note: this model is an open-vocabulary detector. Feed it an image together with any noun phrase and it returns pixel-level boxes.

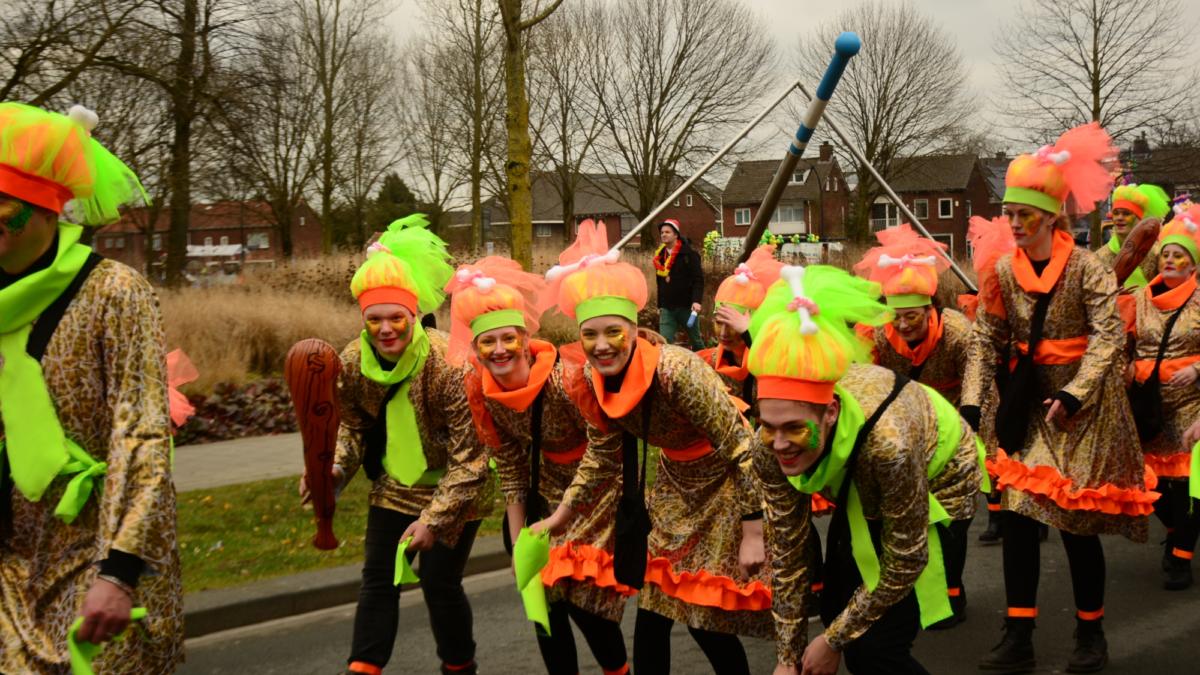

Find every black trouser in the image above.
[1002,511,1104,616]
[536,600,629,675]
[633,608,750,675]
[820,520,930,675]
[1154,479,1200,557]
[348,506,480,669]
[941,517,973,599]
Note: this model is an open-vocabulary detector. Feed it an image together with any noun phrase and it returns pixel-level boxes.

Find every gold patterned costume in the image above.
[863,308,973,406]
[561,342,772,638]
[0,260,184,674]
[1096,239,1159,288]
[334,330,493,543]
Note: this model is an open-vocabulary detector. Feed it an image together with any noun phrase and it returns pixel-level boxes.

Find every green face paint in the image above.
[762,419,821,451]
[0,199,34,236]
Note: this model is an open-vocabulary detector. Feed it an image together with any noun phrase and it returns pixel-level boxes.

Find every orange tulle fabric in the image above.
[854,323,882,364]
[644,556,772,611]
[987,449,1159,516]
[592,338,660,418]
[542,543,639,596]
[166,349,198,431]
[1146,453,1191,479]
[968,216,1016,320]
[958,294,980,322]
[884,309,943,367]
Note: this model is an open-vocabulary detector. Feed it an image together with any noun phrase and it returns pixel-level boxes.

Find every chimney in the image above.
[819,141,833,162]
[1132,131,1149,157]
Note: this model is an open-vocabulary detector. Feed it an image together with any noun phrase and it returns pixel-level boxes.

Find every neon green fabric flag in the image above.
[515,528,551,636]
[68,606,147,675]
[1190,441,1200,501]
[1109,235,1149,289]
[359,325,431,486]
[394,536,421,585]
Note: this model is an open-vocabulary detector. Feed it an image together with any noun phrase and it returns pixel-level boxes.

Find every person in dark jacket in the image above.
[654,220,705,350]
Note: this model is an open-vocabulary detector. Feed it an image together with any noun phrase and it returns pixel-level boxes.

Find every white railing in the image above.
[871,218,900,232]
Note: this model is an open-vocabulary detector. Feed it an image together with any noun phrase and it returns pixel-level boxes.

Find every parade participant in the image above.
[1123,205,1200,590]
[852,223,981,629]
[961,123,1153,673]
[314,216,492,675]
[0,103,183,673]
[535,220,771,675]
[747,264,981,675]
[698,245,785,406]
[1095,183,1170,289]
[446,256,632,675]
[654,220,705,350]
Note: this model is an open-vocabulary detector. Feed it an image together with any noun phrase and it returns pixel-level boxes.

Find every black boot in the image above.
[1162,532,1176,572]
[1066,618,1108,673]
[441,664,477,675]
[979,617,1035,672]
[980,510,1002,543]
[1165,555,1193,590]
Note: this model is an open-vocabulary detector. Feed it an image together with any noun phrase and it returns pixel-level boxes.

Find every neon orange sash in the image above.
[1134,355,1200,383]
[884,309,943,367]
[1011,229,1073,294]
[593,338,661,419]
[543,441,588,464]
[481,340,556,412]
[660,438,714,462]
[1010,336,1089,367]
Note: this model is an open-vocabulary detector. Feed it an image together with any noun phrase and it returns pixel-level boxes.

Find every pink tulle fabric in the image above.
[539,219,648,319]
[166,349,199,431]
[743,245,786,289]
[1006,122,1119,210]
[443,256,547,367]
[852,223,951,282]
[967,216,1016,319]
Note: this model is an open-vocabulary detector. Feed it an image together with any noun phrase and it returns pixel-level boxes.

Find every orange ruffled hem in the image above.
[986,449,1159,516]
[644,556,772,611]
[542,543,638,596]
[1146,453,1191,479]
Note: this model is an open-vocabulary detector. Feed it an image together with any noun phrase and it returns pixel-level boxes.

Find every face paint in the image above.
[1161,247,1195,273]
[477,331,523,361]
[605,326,629,353]
[581,329,599,356]
[1010,210,1041,236]
[761,419,820,451]
[365,314,409,341]
[891,310,926,327]
[0,198,34,236]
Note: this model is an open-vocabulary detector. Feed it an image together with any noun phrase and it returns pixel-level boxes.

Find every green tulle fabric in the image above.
[1137,184,1170,220]
[352,214,454,314]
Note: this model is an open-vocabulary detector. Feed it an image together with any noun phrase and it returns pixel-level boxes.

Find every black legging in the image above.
[633,608,750,675]
[941,517,973,596]
[1002,511,1104,615]
[536,600,629,675]
[1153,479,1200,557]
[348,506,480,669]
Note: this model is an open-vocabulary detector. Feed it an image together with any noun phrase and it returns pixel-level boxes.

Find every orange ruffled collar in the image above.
[1011,229,1074,294]
[1147,274,1197,311]
[592,337,661,419]
[480,339,557,412]
[884,309,943,367]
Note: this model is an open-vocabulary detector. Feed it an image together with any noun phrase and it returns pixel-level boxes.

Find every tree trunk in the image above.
[165,0,198,289]
[321,88,335,255]
[502,0,533,271]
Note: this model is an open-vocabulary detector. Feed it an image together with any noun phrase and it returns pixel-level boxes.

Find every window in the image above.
[734,208,751,226]
[220,236,229,246]
[770,202,805,224]
[300,216,306,227]
[673,198,679,207]
[115,237,124,249]
[913,199,929,219]
[938,198,953,219]
[686,195,693,207]
[535,223,552,237]
[247,232,270,249]
[620,215,635,238]
[832,177,839,192]
[152,234,162,251]
[966,200,972,218]
[789,169,809,185]
[204,237,213,247]
[104,238,112,250]
[932,233,953,255]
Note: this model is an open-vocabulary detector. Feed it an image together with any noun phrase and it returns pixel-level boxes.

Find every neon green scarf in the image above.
[1109,235,1149,289]
[0,223,105,522]
[786,384,957,628]
[359,325,432,486]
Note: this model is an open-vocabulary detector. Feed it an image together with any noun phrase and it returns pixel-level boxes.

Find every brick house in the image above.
[721,142,851,240]
[868,154,1001,257]
[442,172,722,251]
[94,201,322,276]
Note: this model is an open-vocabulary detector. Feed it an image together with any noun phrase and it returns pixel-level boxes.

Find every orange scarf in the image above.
[480,339,557,412]
[1011,229,1073,294]
[713,344,750,381]
[883,310,943,367]
[1147,274,1198,311]
[592,338,661,419]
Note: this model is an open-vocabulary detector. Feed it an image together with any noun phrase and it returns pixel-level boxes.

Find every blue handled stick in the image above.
[737,32,860,264]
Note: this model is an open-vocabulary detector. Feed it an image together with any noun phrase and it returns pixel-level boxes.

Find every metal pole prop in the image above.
[737,32,861,265]
[611,77,805,251]
[794,80,978,291]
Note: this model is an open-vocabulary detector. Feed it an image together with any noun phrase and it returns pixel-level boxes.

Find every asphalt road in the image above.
[179,504,1200,674]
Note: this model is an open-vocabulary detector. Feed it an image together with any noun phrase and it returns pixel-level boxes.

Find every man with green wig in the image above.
[1096,183,1171,289]
[0,102,183,673]
[298,216,492,675]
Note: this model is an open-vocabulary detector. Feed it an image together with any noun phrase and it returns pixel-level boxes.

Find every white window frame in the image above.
[204,236,213,247]
[247,232,270,249]
[734,208,751,226]
[686,194,693,207]
[115,237,124,249]
[673,198,680,207]
[535,223,552,237]
[152,234,162,251]
[789,169,809,185]
[932,233,953,255]
[300,216,306,227]
[220,236,229,246]
[769,201,806,225]
[913,199,929,220]
[938,198,953,219]
[965,200,972,218]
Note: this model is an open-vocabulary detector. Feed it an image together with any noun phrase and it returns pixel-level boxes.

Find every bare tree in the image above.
[792,0,974,243]
[589,0,775,248]
[994,0,1197,246]
[527,0,607,246]
[401,38,465,224]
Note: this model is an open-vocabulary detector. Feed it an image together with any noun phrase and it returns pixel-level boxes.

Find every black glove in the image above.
[1053,391,1082,418]
[959,405,981,434]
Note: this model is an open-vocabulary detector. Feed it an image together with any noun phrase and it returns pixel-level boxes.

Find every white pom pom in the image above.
[67,105,99,131]
[734,273,750,285]
[473,277,496,293]
[1049,150,1071,166]
[1184,217,1198,234]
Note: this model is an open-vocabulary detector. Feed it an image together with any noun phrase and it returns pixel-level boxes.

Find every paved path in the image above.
[174,434,303,493]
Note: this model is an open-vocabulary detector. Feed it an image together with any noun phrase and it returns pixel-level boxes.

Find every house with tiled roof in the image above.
[868,154,1000,257]
[721,142,850,241]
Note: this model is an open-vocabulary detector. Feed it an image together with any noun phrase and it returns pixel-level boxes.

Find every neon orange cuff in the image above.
[1077,608,1104,620]
[603,664,630,675]
[444,663,476,672]
[947,587,962,597]
[811,582,824,592]
[988,502,1002,511]
[348,663,382,675]
[1008,607,1038,618]
[1173,548,1194,560]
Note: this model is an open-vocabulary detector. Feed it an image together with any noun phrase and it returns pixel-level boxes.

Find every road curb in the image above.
[183,532,509,639]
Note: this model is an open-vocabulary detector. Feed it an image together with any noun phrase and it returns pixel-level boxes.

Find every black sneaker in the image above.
[1165,556,1193,591]
[1066,619,1108,673]
[979,510,1002,543]
[979,617,1035,672]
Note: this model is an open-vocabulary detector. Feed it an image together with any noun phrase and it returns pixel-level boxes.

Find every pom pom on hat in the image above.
[1004,122,1119,214]
[541,219,647,325]
[714,245,785,312]
[444,256,547,366]
[67,105,99,133]
[853,223,949,308]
